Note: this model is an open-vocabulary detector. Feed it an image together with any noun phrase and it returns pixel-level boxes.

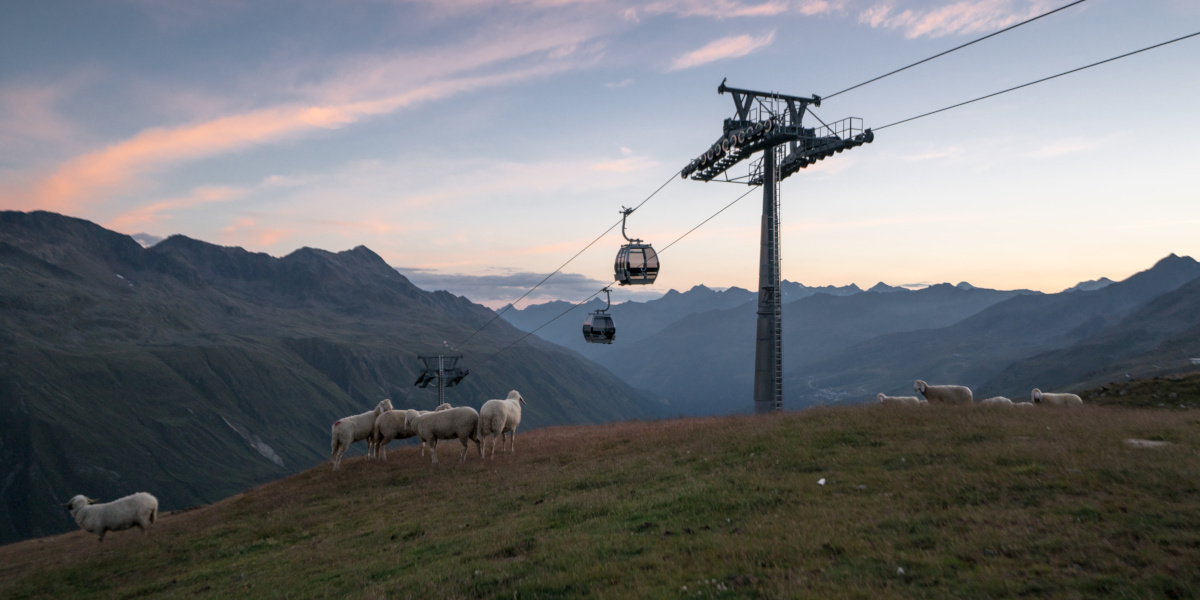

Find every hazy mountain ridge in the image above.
[792,254,1200,404]
[0,211,662,544]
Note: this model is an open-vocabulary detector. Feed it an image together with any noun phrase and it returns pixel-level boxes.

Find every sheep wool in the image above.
[404,406,482,464]
[479,390,527,457]
[330,398,394,470]
[64,492,158,542]
[1031,388,1083,406]
[978,396,1014,406]
[914,380,973,405]
[877,393,925,406]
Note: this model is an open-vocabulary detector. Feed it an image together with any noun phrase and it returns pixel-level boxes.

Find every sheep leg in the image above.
[429,439,438,464]
[459,438,469,463]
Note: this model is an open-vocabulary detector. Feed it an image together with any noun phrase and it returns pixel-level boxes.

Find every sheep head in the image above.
[508,390,526,405]
[913,380,927,394]
[1031,388,1042,403]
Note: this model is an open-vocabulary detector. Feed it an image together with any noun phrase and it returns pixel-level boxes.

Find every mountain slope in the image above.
[3,405,1199,597]
[609,284,1035,415]
[0,211,662,544]
[981,274,1200,395]
[793,254,1200,403]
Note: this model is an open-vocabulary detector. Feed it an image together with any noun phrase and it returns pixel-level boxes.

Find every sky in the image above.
[2,0,1198,309]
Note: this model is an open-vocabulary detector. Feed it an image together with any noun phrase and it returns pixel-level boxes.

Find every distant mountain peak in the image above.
[867,282,904,293]
[131,233,163,248]
[956,282,975,290]
[1063,277,1115,293]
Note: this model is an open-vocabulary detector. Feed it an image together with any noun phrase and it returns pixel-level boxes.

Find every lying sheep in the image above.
[372,404,452,460]
[978,396,1014,406]
[404,406,482,464]
[330,398,394,470]
[914,380,973,405]
[877,393,926,406]
[63,493,158,542]
[479,390,527,457]
[1031,388,1083,406]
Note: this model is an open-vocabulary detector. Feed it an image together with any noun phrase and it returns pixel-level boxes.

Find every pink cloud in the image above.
[106,185,246,231]
[11,60,579,214]
[859,0,1056,39]
[669,31,777,71]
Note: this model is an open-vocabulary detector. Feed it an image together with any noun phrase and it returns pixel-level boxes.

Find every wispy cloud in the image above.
[669,31,777,71]
[604,78,633,88]
[647,0,791,19]
[106,185,246,231]
[398,267,613,308]
[858,0,1057,39]
[7,15,608,214]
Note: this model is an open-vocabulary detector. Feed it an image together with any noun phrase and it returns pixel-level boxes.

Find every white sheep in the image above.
[978,396,1014,406]
[330,398,394,470]
[404,406,482,464]
[876,393,926,406]
[372,404,452,460]
[914,380,973,405]
[63,493,158,542]
[1031,388,1083,406]
[479,390,527,457]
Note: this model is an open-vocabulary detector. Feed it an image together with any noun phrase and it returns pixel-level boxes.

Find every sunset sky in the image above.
[2,0,1198,308]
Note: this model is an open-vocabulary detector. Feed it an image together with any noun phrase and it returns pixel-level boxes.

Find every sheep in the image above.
[1031,388,1083,406]
[404,406,483,464]
[63,492,158,542]
[330,398,394,470]
[876,393,926,406]
[978,396,1014,406]
[914,380,973,405]
[372,403,453,461]
[479,390,527,457]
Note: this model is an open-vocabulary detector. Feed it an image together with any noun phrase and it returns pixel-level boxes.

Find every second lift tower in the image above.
[682,79,873,414]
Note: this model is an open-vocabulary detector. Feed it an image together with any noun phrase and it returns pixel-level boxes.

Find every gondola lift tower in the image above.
[682,79,874,414]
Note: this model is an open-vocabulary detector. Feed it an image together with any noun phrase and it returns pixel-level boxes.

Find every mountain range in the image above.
[499,255,1200,415]
[0,211,662,544]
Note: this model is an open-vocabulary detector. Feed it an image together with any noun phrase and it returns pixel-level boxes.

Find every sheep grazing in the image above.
[914,380,973,405]
[63,492,158,542]
[372,404,452,461]
[330,398,394,470]
[479,390,527,457]
[978,396,1014,406]
[1031,388,1083,406]
[876,393,926,406]
[404,406,483,464]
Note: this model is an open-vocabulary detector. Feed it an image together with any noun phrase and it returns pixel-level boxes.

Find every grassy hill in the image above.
[3,400,1198,598]
[0,211,663,544]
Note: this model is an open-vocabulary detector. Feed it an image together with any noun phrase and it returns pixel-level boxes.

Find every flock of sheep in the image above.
[330,389,528,469]
[62,390,528,542]
[877,380,1084,407]
[65,381,1087,543]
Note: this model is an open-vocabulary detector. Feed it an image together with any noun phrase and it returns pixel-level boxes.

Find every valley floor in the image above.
[2,403,1198,599]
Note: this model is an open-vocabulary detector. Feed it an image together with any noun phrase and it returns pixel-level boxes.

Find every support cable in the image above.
[875,29,1200,131]
[488,185,760,360]
[452,170,679,350]
[823,0,1088,100]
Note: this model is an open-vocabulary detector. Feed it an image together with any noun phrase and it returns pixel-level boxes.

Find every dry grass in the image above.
[2,404,1199,599]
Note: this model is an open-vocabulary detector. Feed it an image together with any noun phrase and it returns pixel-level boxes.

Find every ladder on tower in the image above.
[770,145,784,411]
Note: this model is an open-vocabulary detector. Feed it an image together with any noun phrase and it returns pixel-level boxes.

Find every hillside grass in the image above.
[2,404,1199,599]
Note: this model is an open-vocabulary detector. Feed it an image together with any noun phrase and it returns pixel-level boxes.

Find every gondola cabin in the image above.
[614,243,659,286]
[582,312,615,344]
[582,287,616,344]
[614,206,659,286]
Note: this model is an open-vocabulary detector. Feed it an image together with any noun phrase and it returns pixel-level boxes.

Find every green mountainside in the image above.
[0,211,663,544]
[2,399,1198,598]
